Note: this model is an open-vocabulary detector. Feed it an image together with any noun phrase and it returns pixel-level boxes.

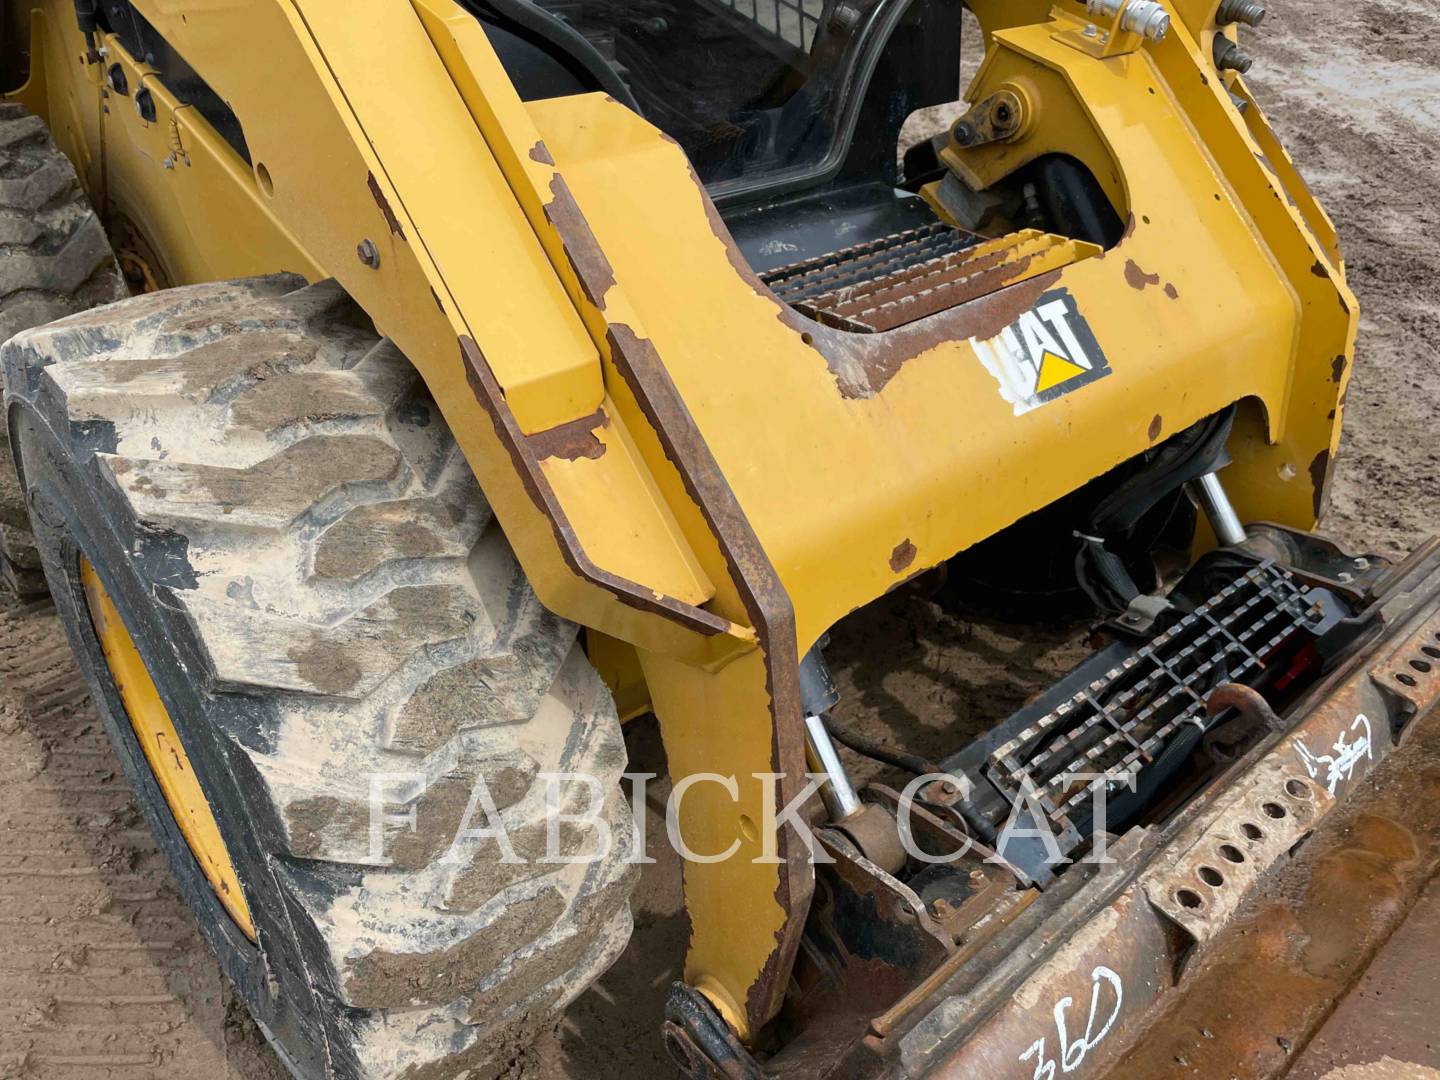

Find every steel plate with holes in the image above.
[1141,754,1327,941]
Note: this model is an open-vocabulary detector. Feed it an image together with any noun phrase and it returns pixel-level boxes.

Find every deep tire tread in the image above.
[2,274,635,1079]
[0,103,125,595]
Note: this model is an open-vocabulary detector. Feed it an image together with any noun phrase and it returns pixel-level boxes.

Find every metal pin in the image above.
[1213,36,1255,73]
[1190,471,1248,547]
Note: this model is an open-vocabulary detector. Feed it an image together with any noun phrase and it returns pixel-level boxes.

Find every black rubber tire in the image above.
[1,275,636,1079]
[0,103,126,596]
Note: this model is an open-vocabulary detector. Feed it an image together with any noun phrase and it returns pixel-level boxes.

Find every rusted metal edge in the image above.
[544,173,617,310]
[474,126,812,1029]
[459,335,733,638]
[883,544,1440,1078]
[604,322,813,1032]
[526,406,609,462]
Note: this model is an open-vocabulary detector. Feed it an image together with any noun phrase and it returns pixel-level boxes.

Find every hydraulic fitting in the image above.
[1216,0,1266,27]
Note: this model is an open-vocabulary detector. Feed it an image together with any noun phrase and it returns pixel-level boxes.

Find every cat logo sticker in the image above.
[969,288,1110,415]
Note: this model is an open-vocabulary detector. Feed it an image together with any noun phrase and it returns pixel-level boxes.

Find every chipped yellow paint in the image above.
[535,407,715,607]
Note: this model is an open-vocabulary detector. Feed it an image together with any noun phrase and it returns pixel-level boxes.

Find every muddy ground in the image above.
[1,1,1437,1077]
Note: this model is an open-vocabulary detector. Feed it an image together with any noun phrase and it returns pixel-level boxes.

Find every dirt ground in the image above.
[2,2,1438,1078]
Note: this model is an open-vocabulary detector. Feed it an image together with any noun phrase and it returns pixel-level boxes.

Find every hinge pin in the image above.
[1086,0,1171,41]
[1213,36,1256,73]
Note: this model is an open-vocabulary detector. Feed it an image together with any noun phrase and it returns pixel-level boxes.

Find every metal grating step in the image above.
[760,223,1093,333]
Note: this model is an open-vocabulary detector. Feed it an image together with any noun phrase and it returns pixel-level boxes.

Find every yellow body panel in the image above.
[4,0,1356,1038]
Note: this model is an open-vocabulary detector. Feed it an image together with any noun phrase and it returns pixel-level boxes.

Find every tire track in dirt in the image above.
[0,595,286,1080]
[1249,0,1440,557]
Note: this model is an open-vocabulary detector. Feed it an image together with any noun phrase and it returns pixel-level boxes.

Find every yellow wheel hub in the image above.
[80,557,257,941]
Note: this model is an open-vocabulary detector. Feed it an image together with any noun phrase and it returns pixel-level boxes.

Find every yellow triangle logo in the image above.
[1035,349,1088,393]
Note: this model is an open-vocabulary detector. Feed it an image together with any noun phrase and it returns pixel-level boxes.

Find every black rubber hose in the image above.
[463,0,642,114]
[823,718,943,777]
[1075,537,1143,613]
[1091,408,1236,536]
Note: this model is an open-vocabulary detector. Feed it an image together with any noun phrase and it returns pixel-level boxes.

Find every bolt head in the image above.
[356,239,381,269]
[829,4,861,32]
[953,121,978,146]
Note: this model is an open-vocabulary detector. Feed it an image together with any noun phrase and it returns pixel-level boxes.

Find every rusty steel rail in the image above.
[865,539,1440,1078]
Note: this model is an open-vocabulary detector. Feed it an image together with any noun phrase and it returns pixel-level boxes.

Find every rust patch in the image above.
[1148,414,1163,441]
[525,407,609,462]
[366,172,405,240]
[1311,258,1330,278]
[1331,354,1347,383]
[458,335,729,637]
[544,173,616,310]
[816,248,1026,334]
[1309,447,1332,519]
[1163,282,1179,300]
[1124,258,1161,291]
[1105,704,1440,1080]
[528,140,554,166]
[889,539,917,574]
[823,269,1059,399]
[798,268,1057,400]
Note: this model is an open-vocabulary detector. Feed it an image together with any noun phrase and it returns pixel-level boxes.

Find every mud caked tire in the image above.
[0,103,126,595]
[1,275,636,1078]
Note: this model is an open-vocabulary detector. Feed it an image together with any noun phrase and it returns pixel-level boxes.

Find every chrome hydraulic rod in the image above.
[804,714,863,823]
[1190,471,1248,546]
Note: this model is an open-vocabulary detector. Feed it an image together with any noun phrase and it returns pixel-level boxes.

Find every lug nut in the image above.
[1216,0,1266,27]
[1213,36,1254,73]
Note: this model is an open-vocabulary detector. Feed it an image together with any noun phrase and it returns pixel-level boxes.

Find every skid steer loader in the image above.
[2,0,1438,1077]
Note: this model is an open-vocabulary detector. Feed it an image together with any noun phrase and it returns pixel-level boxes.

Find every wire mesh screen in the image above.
[714,0,827,52]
